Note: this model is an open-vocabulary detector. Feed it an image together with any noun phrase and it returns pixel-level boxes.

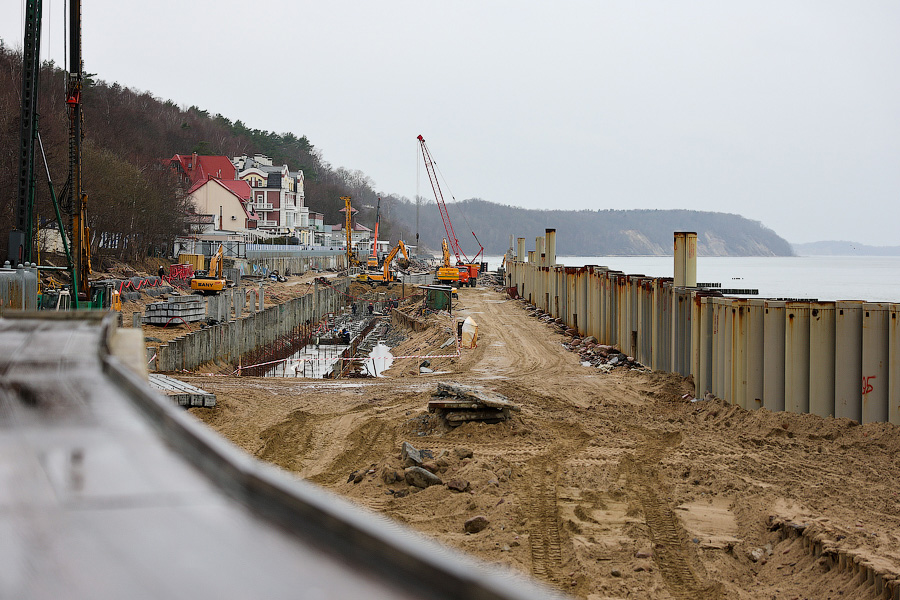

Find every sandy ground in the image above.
[181,284,900,600]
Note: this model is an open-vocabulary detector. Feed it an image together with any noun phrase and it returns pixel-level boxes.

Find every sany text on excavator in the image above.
[191,244,227,294]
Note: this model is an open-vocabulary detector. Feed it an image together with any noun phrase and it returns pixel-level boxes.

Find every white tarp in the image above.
[461,316,478,349]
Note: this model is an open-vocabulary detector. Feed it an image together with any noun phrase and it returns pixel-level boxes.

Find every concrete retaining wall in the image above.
[153,279,349,372]
[507,232,900,425]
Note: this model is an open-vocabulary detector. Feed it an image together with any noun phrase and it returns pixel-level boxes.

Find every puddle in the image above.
[362,343,394,377]
[265,343,349,378]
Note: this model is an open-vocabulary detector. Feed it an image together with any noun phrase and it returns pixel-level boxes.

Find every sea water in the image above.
[484,255,900,303]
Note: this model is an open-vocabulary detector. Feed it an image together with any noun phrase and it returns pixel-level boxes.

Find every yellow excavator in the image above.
[191,244,226,294]
[436,239,462,286]
[357,240,409,286]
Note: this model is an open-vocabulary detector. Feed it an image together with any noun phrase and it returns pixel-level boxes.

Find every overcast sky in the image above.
[2,1,899,245]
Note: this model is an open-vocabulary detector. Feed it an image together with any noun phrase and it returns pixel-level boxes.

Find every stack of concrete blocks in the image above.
[143,295,205,325]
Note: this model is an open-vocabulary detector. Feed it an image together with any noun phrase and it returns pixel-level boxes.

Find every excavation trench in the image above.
[241,312,403,379]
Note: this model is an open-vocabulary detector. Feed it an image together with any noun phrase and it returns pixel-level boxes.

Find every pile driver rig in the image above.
[7,0,118,310]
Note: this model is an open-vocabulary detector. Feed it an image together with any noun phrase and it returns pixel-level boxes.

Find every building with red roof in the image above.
[166,153,236,186]
[185,178,258,232]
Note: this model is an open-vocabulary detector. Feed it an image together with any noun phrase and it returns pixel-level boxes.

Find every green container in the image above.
[423,285,453,311]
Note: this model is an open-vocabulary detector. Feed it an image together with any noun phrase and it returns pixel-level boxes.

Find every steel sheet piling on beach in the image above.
[507,230,897,424]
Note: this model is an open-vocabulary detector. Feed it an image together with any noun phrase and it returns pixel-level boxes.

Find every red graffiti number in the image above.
[862,375,876,396]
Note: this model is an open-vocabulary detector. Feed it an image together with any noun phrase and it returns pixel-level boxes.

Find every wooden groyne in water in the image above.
[507,230,900,425]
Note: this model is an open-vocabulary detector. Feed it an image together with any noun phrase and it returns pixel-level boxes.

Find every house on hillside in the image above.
[185,177,258,232]
[329,222,372,249]
[166,153,236,186]
[307,212,328,246]
[232,154,307,235]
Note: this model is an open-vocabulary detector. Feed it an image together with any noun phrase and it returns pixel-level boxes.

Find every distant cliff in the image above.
[793,241,900,256]
[390,199,794,256]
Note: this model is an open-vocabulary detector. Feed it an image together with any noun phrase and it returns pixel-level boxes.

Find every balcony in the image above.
[257,220,278,228]
[254,203,274,211]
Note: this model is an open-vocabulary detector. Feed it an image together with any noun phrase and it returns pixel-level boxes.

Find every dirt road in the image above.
[186,284,900,599]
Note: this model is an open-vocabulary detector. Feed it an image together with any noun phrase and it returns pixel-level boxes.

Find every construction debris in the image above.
[519,300,647,371]
[427,382,519,426]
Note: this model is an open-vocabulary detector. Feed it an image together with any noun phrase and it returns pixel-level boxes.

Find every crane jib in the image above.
[416,135,483,266]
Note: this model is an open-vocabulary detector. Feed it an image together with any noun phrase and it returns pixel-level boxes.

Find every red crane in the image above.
[416,135,484,273]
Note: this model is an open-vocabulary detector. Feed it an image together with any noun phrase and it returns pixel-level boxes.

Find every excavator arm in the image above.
[441,239,452,267]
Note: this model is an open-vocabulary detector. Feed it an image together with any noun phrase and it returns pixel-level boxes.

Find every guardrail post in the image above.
[809,302,836,417]
[527,251,535,303]
[660,279,673,372]
[731,300,748,409]
[763,301,786,411]
[723,299,734,404]
[862,303,891,423]
[784,302,811,414]
[516,238,526,297]
[577,268,589,337]
[698,296,713,396]
[673,232,697,287]
[890,304,900,426]
[712,297,725,399]
[746,299,766,409]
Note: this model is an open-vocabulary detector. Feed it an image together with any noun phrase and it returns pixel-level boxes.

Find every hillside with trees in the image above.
[0,42,393,261]
[386,197,794,257]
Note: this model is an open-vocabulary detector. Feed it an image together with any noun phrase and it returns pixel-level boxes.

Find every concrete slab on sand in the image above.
[149,373,216,407]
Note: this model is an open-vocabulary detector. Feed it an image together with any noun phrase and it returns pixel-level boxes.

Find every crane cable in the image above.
[431,158,482,260]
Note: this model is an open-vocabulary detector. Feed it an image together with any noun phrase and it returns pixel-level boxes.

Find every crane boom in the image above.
[416,135,468,264]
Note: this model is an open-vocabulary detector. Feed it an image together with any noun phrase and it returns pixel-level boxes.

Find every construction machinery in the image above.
[436,239,462,286]
[6,0,119,312]
[417,135,483,286]
[342,196,361,269]
[191,244,226,294]
[367,198,381,269]
[358,240,409,286]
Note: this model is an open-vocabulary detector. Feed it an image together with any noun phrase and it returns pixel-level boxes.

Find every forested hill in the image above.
[387,198,794,257]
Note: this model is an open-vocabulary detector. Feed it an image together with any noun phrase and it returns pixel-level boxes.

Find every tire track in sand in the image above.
[525,455,564,581]
[623,430,722,600]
